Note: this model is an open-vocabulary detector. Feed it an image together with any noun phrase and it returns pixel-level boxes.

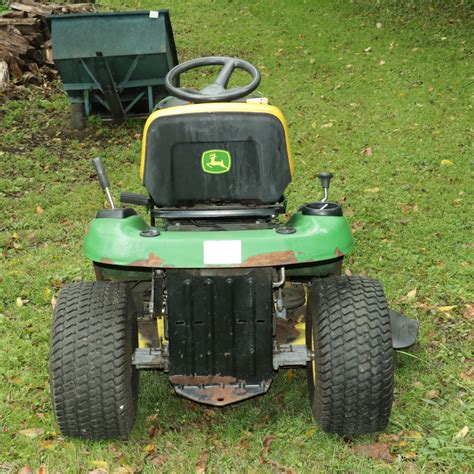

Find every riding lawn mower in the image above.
[49,56,419,439]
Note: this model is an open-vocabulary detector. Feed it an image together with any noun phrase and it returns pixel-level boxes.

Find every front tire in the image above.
[306,276,393,435]
[50,282,138,439]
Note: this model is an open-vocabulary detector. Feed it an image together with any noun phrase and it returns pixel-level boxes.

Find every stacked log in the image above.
[0,1,95,88]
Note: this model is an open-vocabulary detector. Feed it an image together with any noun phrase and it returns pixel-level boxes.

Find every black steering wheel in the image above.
[165,56,261,103]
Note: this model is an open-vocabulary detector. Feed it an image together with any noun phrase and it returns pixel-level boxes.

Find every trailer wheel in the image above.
[306,276,393,435]
[50,281,138,439]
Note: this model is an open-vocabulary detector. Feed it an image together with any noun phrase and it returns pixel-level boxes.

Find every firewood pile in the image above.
[0,1,95,88]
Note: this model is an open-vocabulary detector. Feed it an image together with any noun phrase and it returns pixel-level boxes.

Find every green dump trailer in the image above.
[49,10,178,128]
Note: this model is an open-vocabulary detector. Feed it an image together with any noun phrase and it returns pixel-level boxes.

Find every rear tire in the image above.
[50,281,138,439]
[306,276,393,435]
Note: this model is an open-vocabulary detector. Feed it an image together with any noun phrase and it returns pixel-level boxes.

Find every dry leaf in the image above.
[88,470,108,474]
[454,426,469,439]
[112,467,135,474]
[18,467,33,474]
[51,296,58,310]
[286,369,295,381]
[352,442,393,463]
[460,366,474,380]
[149,455,167,467]
[36,206,44,214]
[16,297,24,308]
[196,450,208,474]
[321,122,333,128]
[425,389,440,399]
[406,289,417,300]
[364,47,372,53]
[376,22,383,29]
[440,159,453,166]
[463,304,474,320]
[18,428,44,438]
[143,443,155,454]
[404,431,422,439]
[365,187,380,193]
[438,305,457,312]
[91,461,109,470]
[361,147,373,156]
[262,435,276,455]
[39,439,54,449]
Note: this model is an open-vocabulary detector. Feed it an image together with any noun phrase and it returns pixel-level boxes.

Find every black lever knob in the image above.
[318,171,333,190]
[92,157,110,191]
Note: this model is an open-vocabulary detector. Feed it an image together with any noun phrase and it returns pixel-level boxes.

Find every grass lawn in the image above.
[1,0,473,472]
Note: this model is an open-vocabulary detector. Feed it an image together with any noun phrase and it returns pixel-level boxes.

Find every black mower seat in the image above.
[140,102,293,207]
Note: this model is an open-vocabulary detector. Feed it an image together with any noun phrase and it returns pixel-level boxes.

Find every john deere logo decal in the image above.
[201,150,231,174]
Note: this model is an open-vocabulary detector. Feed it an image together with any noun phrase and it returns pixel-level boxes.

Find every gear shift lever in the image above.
[318,172,333,202]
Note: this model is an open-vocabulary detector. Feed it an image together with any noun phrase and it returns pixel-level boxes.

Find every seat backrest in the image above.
[141,102,293,207]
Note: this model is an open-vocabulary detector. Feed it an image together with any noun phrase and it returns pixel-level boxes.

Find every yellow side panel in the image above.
[140,102,293,180]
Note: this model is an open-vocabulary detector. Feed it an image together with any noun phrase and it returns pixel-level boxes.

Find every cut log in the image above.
[0,60,9,89]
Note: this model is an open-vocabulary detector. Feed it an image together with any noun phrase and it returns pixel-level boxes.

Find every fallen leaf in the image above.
[18,467,33,474]
[286,369,295,381]
[321,122,333,128]
[406,289,417,300]
[239,437,250,449]
[112,467,135,474]
[36,206,44,214]
[365,187,380,193]
[378,433,401,443]
[305,428,316,438]
[39,439,54,449]
[88,470,108,474]
[91,461,109,470]
[16,297,24,308]
[454,426,469,439]
[51,296,58,310]
[18,428,44,438]
[361,147,373,156]
[463,304,474,320]
[149,455,167,467]
[196,450,208,474]
[404,451,417,459]
[351,221,365,233]
[379,59,386,65]
[262,435,276,455]
[404,431,422,439]
[352,442,393,463]
[143,443,155,454]
[440,159,453,166]
[376,22,383,29]
[438,305,457,312]
[460,366,474,380]
[364,47,372,53]
[425,390,440,399]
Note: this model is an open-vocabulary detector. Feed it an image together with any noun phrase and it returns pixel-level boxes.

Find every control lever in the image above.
[318,172,333,202]
[92,157,115,209]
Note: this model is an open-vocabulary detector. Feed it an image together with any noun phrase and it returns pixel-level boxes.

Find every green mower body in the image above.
[50,55,418,440]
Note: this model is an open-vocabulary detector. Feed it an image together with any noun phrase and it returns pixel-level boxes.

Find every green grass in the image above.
[1,0,473,472]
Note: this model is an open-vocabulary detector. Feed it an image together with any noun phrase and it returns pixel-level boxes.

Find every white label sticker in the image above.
[203,240,242,265]
[149,10,159,19]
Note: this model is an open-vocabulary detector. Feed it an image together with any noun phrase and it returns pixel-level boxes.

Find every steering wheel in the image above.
[165,56,261,103]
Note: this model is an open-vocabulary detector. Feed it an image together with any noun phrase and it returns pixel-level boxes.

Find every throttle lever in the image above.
[92,157,115,209]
